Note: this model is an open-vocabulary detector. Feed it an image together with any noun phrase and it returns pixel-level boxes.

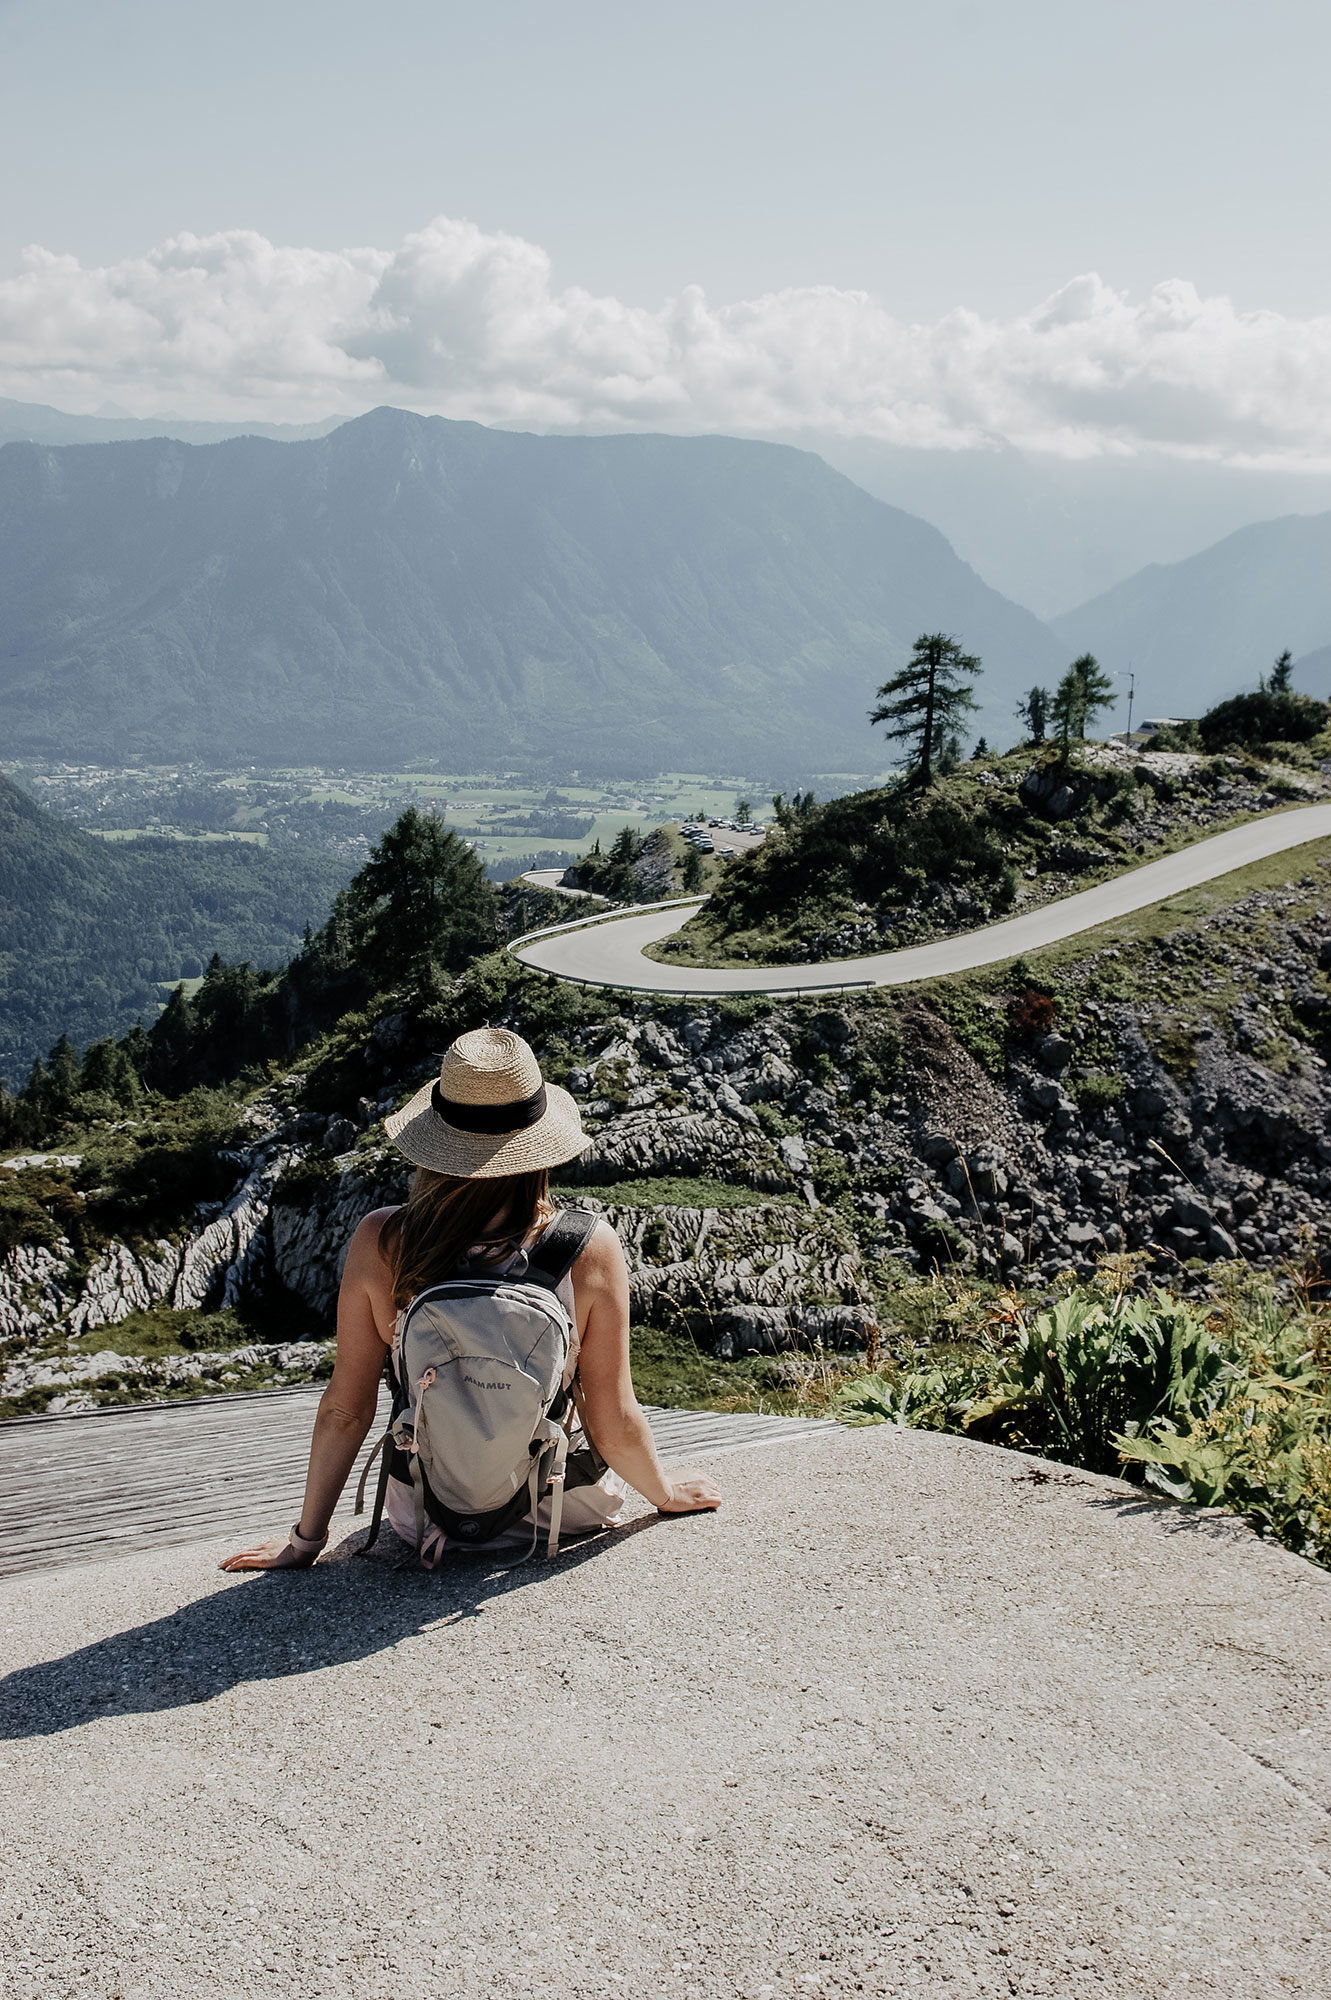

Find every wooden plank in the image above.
[0,1393,833,1577]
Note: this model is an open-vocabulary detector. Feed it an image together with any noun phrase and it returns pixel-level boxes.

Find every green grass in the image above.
[68,1305,253,1358]
[628,1322,857,1416]
[553,1176,786,1209]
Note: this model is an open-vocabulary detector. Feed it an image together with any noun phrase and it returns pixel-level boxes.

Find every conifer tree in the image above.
[870,634,981,786]
[1270,649,1295,693]
[1051,653,1115,745]
[1015,685,1050,744]
[47,1035,81,1112]
[346,808,497,988]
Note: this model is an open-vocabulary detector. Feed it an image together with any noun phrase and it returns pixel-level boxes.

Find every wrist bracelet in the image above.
[289,1521,329,1554]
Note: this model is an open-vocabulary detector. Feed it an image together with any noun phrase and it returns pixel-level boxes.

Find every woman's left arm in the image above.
[220,1213,392,1571]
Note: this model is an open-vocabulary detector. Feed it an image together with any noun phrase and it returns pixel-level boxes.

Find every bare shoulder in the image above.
[574,1213,627,1287]
[343,1205,400,1278]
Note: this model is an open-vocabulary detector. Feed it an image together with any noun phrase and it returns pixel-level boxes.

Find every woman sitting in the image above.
[223,1027,720,1571]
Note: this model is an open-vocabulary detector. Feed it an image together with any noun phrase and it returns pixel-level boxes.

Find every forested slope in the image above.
[0,777,344,1084]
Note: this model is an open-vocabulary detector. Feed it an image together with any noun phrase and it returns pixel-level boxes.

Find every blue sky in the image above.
[0,0,1327,456]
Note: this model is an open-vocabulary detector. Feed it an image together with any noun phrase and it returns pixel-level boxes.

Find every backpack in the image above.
[356,1208,603,1565]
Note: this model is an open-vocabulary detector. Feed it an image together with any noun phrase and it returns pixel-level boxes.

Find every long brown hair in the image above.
[380,1167,551,1311]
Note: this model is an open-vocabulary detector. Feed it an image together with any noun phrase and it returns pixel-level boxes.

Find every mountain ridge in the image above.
[1052,508,1331,712]
[0,407,1061,772]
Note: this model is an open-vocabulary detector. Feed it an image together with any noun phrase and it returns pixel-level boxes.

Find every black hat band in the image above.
[431,1079,548,1134]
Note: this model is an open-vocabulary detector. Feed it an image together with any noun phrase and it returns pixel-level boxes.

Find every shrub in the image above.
[272,1157,341,1210]
[1007,987,1057,1041]
[1198,689,1328,753]
[1072,1070,1126,1112]
[0,1177,62,1255]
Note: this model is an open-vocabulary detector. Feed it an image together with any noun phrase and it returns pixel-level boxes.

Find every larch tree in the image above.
[870,633,981,786]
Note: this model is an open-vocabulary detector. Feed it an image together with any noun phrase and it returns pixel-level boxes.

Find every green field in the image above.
[4,762,789,874]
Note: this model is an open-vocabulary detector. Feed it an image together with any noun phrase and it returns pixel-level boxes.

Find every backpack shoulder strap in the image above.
[525,1207,600,1293]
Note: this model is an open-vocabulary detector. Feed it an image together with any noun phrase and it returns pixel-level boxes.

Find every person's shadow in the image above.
[0,1516,660,1742]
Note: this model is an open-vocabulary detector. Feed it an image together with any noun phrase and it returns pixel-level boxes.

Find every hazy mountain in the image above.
[0,409,1061,773]
[1293,644,1331,697]
[0,776,345,1085]
[1050,510,1331,720]
[798,434,1331,620]
[0,394,340,449]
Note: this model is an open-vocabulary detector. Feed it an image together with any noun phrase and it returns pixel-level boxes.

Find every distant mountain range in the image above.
[804,434,1331,621]
[1052,510,1331,717]
[0,776,344,1085]
[9,393,1331,625]
[0,395,339,449]
[0,408,1061,773]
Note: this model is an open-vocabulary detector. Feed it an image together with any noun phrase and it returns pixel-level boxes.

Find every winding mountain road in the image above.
[511,802,1331,996]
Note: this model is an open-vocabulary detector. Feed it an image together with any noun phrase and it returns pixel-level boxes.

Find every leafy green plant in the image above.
[836,1264,1331,1568]
[963,1287,1226,1474]
[836,1353,996,1430]
[1118,1318,1331,1564]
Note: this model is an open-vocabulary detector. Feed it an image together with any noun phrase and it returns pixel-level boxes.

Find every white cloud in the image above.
[2,216,1330,465]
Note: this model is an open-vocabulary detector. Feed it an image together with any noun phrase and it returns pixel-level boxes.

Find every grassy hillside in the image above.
[651,737,1327,968]
[0,408,1061,772]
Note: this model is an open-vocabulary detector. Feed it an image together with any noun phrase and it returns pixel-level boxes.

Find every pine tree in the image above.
[345,809,497,988]
[1270,649,1295,693]
[870,634,981,786]
[81,1036,136,1104]
[1015,685,1050,744]
[1052,654,1115,744]
[47,1035,81,1112]
[144,984,197,1093]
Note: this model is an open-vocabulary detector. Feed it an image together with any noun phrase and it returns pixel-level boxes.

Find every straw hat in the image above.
[384,1027,588,1178]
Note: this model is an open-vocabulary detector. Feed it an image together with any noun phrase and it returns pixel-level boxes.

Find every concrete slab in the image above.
[1,1425,1328,1999]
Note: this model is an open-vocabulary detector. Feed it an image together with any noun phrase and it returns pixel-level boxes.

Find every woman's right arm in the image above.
[574,1221,720,1516]
[220,1210,394,1570]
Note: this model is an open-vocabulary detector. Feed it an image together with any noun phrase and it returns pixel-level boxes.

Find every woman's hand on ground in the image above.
[219,1535,319,1572]
[656,1470,722,1514]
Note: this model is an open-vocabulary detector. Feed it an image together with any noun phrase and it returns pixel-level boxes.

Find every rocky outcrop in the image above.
[270,1150,409,1316]
[4,863,1328,1413]
[3,1337,335,1413]
[600,1201,870,1347]
[0,1242,73,1342]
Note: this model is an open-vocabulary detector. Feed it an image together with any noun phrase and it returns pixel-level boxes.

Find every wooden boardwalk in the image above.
[0,1389,833,1577]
